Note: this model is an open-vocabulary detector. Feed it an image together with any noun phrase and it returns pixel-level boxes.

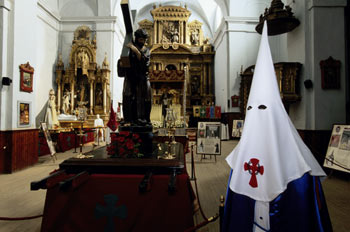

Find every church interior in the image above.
[0,0,349,231]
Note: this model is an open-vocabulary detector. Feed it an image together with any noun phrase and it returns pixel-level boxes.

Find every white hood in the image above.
[226,21,326,202]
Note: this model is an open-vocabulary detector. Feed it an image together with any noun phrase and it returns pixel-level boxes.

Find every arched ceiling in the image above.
[54,0,227,37]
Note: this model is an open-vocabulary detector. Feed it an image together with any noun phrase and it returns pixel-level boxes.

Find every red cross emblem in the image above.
[244,158,264,188]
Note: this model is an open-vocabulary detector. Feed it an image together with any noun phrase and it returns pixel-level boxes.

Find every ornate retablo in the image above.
[55,26,111,127]
[137,4,215,126]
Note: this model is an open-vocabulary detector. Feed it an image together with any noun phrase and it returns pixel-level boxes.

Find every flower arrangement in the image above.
[107,131,144,158]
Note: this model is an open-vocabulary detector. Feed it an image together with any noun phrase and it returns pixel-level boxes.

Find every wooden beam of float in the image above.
[120,0,135,68]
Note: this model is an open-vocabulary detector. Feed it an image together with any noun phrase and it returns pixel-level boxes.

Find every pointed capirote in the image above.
[226,21,326,202]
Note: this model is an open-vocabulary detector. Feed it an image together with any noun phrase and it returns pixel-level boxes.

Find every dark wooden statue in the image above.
[117,0,152,126]
[118,29,152,125]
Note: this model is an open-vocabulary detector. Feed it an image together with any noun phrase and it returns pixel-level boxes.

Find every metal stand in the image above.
[78,121,84,156]
[73,129,78,153]
[200,154,217,163]
[190,144,196,180]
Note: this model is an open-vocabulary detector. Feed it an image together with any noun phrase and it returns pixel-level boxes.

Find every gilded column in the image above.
[90,81,93,114]
[203,63,207,95]
[71,81,75,113]
[180,21,183,44]
[184,22,186,44]
[158,21,161,44]
[103,82,107,114]
[208,64,212,95]
[57,83,61,113]
[154,20,157,44]
[203,63,208,95]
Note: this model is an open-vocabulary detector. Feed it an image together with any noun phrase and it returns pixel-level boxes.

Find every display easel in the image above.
[41,122,57,162]
[323,124,350,174]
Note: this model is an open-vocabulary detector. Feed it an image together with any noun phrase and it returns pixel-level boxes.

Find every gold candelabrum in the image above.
[157,127,178,160]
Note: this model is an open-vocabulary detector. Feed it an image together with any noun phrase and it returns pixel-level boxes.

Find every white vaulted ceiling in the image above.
[44,0,227,38]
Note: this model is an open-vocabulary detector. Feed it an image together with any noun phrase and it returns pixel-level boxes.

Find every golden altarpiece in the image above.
[240,62,302,117]
[55,26,111,126]
[137,5,215,124]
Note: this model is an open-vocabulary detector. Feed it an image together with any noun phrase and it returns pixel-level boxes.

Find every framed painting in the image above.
[18,101,31,128]
[19,62,34,92]
[320,56,340,90]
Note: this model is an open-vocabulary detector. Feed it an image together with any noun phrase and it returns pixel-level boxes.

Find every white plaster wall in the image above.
[214,31,228,112]
[35,3,60,127]
[287,0,307,129]
[60,0,97,17]
[308,1,347,130]
[10,0,38,129]
[0,0,14,130]
[38,0,59,17]
[227,19,260,113]
[112,20,125,109]
[229,0,269,17]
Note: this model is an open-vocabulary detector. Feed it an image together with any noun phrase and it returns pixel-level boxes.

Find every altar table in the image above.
[40,172,194,232]
[36,142,194,232]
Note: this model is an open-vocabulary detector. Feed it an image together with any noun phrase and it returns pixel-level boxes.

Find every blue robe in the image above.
[222,172,332,232]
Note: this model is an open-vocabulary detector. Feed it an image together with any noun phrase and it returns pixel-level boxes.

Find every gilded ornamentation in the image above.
[55,26,111,126]
[137,5,215,124]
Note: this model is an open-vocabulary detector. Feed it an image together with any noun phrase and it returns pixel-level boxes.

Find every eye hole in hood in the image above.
[258,105,267,110]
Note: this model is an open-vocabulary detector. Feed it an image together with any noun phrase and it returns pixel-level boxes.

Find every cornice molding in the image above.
[308,0,347,10]
[61,16,117,24]
[212,16,259,49]
[0,0,12,11]
[37,1,60,22]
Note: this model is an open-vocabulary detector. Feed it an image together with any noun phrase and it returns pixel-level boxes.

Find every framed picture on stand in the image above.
[197,122,221,155]
[323,124,350,173]
[232,120,244,138]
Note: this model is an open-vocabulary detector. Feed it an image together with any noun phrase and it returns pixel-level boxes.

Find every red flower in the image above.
[119,147,126,155]
[132,133,140,139]
[117,136,125,143]
[138,139,142,143]
[126,140,134,150]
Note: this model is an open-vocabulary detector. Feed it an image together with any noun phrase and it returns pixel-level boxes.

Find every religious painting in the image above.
[232,120,244,138]
[214,106,221,118]
[324,124,350,173]
[197,122,221,155]
[193,106,200,117]
[77,107,87,121]
[231,95,240,107]
[320,56,341,90]
[19,62,34,92]
[17,101,31,128]
[95,84,103,106]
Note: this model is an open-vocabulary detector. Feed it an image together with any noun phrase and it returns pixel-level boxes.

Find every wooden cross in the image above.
[119,0,135,68]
